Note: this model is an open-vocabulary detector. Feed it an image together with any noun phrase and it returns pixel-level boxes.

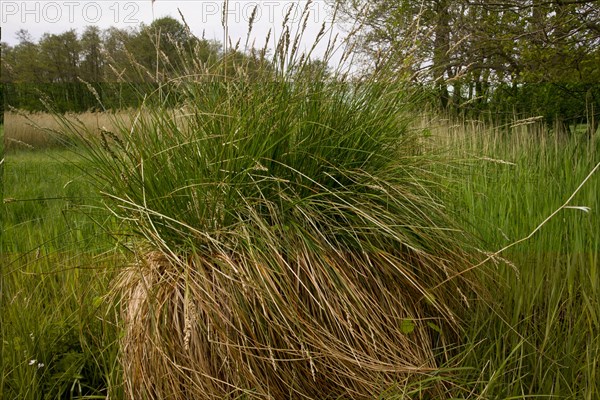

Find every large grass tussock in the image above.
[57,38,485,399]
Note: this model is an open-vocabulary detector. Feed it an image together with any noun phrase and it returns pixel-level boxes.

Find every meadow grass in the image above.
[2,0,600,395]
[42,6,492,393]
[3,111,130,152]
[64,74,488,398]
[3,150,111,253]
[2,9,599,394]
[1,114,599,399]
[431,117,600,399]
[1,149,123,399]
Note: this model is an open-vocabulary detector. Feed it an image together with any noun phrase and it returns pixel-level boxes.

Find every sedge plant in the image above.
[51,3,486,399]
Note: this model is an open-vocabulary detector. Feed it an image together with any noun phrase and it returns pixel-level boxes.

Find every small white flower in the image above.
[37,363,44,369]
[28,359,36,366]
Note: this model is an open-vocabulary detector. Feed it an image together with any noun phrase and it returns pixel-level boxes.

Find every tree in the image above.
[127,16,196,81]
[7,30,44,83]
[1,27,4,128]
[102,27,136,81]
[80,26,104,82]
[1,41,16,83]
[336,0,600,130]
[38,30,81,83]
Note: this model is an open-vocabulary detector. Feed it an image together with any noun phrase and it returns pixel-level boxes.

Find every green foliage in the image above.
[38,30,80,83]
[3,116,600,399]
[83,80,428,251]
[2,82,158,112]
[2,151,112,252]
[339,0,600,128]
[1,17,223,112]
[1,150,122,399]
[54,31,484,396]
[3,2,599,397]
[1,254,121,400]
[438,120,600,399]
[490,83,600,134]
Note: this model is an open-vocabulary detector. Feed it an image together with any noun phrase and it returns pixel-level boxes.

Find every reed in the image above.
[3,111,131,152]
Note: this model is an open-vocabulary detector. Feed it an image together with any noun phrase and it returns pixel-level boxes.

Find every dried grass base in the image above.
[119,251,459,399]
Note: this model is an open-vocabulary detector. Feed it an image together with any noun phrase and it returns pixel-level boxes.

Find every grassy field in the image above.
[436,118,600,398]
[1,148,124,399]
[2,111,131,152]
[2,114,599,398]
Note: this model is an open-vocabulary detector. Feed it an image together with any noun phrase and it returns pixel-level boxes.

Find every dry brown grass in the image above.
[116,243,475,400]
[3,111,129,151]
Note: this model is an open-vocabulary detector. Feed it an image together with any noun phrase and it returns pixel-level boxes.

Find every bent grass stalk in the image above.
[434,159,600,290]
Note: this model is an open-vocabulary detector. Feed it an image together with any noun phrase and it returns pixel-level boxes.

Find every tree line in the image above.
[2,3,600,135]
[0,15,309,113]
[1,17,223,112]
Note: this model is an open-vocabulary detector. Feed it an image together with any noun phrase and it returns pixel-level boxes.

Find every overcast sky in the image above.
[1,0,346,61]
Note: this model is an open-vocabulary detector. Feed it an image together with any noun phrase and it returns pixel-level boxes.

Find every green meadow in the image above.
[2,115,598,398]
[2,148,123,399]
[440,121,600,398]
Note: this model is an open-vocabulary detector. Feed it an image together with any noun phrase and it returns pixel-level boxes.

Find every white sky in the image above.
[1,0,347,62]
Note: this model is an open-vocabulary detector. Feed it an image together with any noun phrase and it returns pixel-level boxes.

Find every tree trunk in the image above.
[433,0,451,110]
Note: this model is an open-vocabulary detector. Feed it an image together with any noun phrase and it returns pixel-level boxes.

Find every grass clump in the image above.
[51,11,485,399]
[60,73,484,399]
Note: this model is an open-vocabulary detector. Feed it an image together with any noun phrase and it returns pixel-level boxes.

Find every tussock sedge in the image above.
[51,3,486,399]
